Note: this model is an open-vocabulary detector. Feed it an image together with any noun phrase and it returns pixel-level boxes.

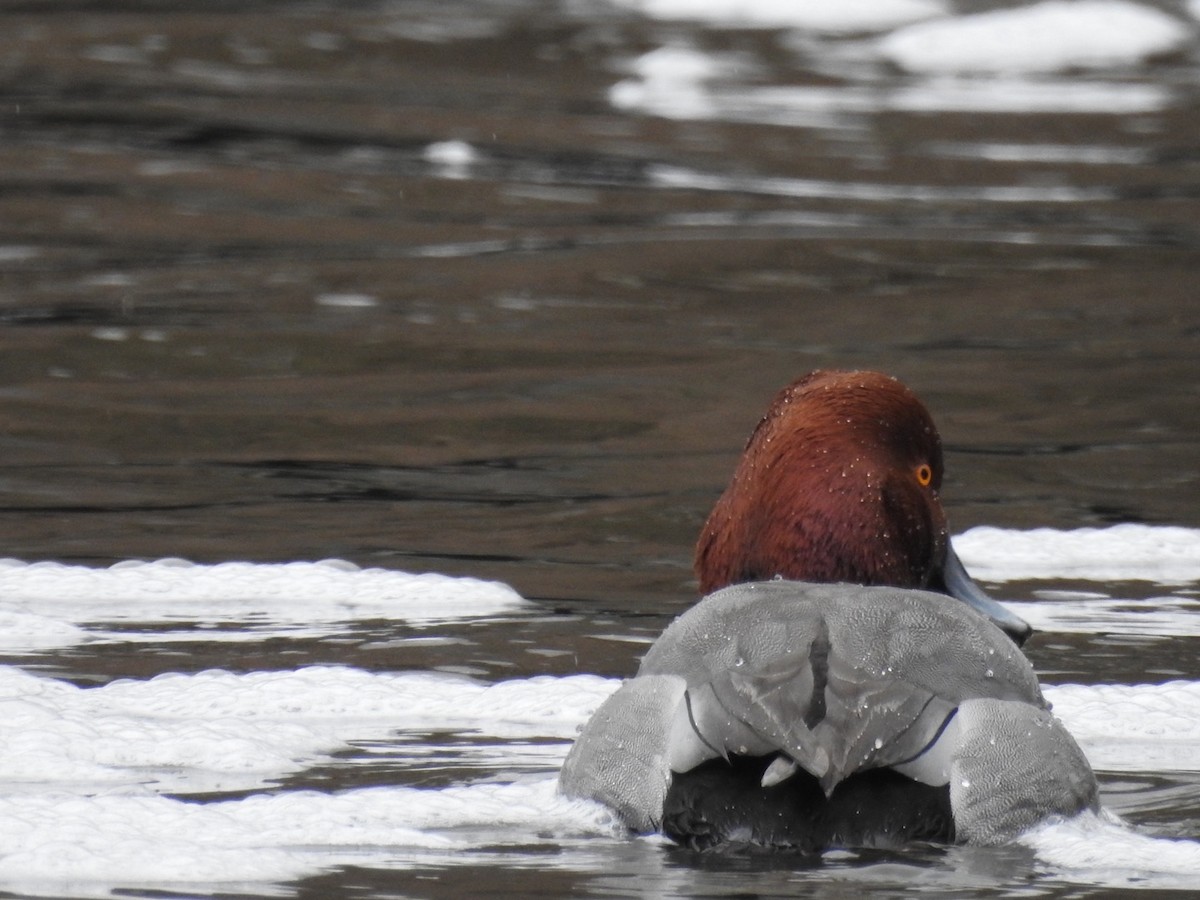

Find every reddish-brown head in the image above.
[696,370,948,595]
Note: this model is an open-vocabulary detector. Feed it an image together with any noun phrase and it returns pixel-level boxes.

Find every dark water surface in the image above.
[0,1,1199,897]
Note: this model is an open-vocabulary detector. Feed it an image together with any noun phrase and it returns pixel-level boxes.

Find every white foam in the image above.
[610,46,1173,122]
[887,76,1171,114]
[14,659,1181,796]
[611,0,946,32]
[1006,594,1200,637]
[423,140,477,165]
[1023,810,1200,889]
[0,663,618,895]
[0,610,87,653]
[0,779,617,895]
[1,524,1199,894]
[609,46,726,120]
[2,661,1200,893]
[1046,681,1200,773]
[925,141,1151,166]
[315,291,378,308]
[0,527,1194,658]
[879,0,1190,74]
[647,161,1107,203]
[954,524,1200,585]
[0,558,526,649]
[424,140,479,178]
[0,665,613,795]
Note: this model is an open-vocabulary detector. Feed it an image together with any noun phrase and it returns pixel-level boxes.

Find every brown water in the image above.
[1,2,1199,897]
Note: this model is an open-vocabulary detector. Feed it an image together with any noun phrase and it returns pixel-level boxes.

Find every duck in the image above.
[559,369,1098,852]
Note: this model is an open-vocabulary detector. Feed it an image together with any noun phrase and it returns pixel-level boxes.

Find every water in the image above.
[0,0,1198,896]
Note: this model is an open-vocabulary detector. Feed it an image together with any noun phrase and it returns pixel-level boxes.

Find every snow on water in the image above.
[0,526,1192,656]
[883,77,1171,115]
[1008,593,1200,638]
[0,664,1199,894]
[609,1,1193,121]
[610,51,1174,123]
[610,0,946,32]
[0,780,618,896]
[955,524,1200,585]
[1023,810,1200,891]
[0,663,618,894]
[0,558,526,649]
[1047,681,1200,773]
[608,46,728,121]
[647,161,1109,203]
[423,139,480,178]
[878,1,1191,74]
[613,0,1190,70]
[0,665,614,795]
[0,526,1199,894]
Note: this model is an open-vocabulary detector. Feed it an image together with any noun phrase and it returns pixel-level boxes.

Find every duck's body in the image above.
[559,369,1098,850]
[559,581,1097,848]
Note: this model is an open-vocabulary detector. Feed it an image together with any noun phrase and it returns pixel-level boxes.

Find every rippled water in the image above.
[0,1,1198,897]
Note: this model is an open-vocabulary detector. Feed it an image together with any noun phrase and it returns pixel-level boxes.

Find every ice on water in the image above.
[0,558,526,645]
[956,524,1200,586]
[878,0,1190,74]
[610,0,1194,121]
[0,525,1198,893]
[610,0,947,33]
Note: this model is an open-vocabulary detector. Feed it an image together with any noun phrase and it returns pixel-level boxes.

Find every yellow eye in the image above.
[915,464,933,487]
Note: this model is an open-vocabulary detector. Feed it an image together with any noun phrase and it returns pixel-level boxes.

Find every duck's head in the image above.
[695,370,1031,645]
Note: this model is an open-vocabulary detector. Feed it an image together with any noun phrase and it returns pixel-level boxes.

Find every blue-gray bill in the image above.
[937,546,1032,646]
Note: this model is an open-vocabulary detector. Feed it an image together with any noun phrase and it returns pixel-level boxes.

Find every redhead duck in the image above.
[697,370,1030,642]
[559,370,1097,851]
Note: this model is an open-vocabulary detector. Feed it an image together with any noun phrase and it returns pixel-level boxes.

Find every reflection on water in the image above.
[0,0,1199,897]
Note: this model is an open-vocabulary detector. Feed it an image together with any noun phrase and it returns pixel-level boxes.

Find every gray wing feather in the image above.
[638,582,1045,792]
[558,674,686,832]
[949,698,1099,844]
